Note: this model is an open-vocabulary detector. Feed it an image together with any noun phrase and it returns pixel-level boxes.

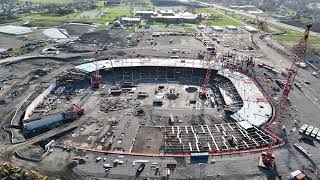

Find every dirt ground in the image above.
[132,126,163,153]
[59,23,96,36]
[0,36,28,50]
[79,29,133,47]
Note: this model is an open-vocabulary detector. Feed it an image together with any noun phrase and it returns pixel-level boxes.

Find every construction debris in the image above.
[0,162,49,180]
[98,98,138,113]
[56,69,89,85]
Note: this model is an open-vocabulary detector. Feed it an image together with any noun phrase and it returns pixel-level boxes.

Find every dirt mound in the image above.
[59,23,94,36]
[79,29,132,47]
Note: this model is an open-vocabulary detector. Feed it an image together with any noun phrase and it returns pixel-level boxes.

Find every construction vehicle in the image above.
[256,17,267,31]
[1,162,48,180]
[259,24,312,169]
[30,170,48,180]
[72,103,85,116]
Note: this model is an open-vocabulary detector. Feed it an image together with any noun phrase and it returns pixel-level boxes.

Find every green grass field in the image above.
[195,8,243,26]
[19,0,86,4]
[184,24,196,32]
[22,7,132,25]
[274,28,320,45]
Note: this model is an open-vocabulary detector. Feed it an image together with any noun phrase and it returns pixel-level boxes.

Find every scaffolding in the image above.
[162,123,271,154]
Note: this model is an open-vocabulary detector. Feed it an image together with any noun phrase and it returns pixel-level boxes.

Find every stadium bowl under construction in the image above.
[1,23,319,180]
[10,57,278,157]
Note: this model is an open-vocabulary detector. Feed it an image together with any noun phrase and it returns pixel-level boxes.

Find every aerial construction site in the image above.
[0,0,320,180]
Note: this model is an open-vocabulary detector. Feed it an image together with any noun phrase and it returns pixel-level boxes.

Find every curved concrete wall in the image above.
[23,82,56,120]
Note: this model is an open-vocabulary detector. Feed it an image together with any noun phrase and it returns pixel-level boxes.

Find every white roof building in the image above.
[243,26,258,33]
[0,25,33,35]
[226,25,237,30]
[211,26,224,31]
[121,17,141,22]
[135,10,154,14]
[121,17,141,24]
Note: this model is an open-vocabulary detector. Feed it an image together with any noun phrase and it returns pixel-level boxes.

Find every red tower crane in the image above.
[260,24,312,167]
[92,51,102,89]
[199,14,214,98]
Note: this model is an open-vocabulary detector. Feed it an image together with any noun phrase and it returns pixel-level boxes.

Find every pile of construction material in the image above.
[0,162,48,180]
[15,145,45,162]
[56,69,89,85]
[153,31,200,37]
[98,98,135,112]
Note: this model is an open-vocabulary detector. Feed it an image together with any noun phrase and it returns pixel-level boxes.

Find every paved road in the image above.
[197,1,320,37]
[0,120,82,160]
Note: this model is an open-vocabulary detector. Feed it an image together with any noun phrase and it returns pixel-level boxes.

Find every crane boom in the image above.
[260,24,312,168]
[92,50,101,89]
[268,24,312,134]
[200,14,214,98]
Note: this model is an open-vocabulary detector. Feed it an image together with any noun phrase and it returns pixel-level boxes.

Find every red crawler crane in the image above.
[92,51,102,89]
[72,103,85,116]
[260,24,312,168]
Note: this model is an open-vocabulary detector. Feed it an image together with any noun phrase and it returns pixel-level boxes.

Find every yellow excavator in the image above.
[1,162,48,180]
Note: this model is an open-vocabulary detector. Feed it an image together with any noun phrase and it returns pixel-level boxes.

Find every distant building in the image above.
[273,15,289,21]
[226,25,237,30]
[247,10,263,14]
[211,26,224,31]
[105,0,121,5]
[150,10,199,24]
[135,11,155,19]
[121,17,141,25]
[229,5,263,14]
[135,10,198,23]
[243,26,258,33]
[230,5,257,11]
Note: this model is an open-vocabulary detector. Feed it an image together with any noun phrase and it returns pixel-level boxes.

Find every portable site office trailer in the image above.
[299,124,308,134]
[311,128,319,138]
[316,131,320,141]
[305,126,314,136]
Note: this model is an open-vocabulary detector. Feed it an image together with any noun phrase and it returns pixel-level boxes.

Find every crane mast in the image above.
[92,50,102,89]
